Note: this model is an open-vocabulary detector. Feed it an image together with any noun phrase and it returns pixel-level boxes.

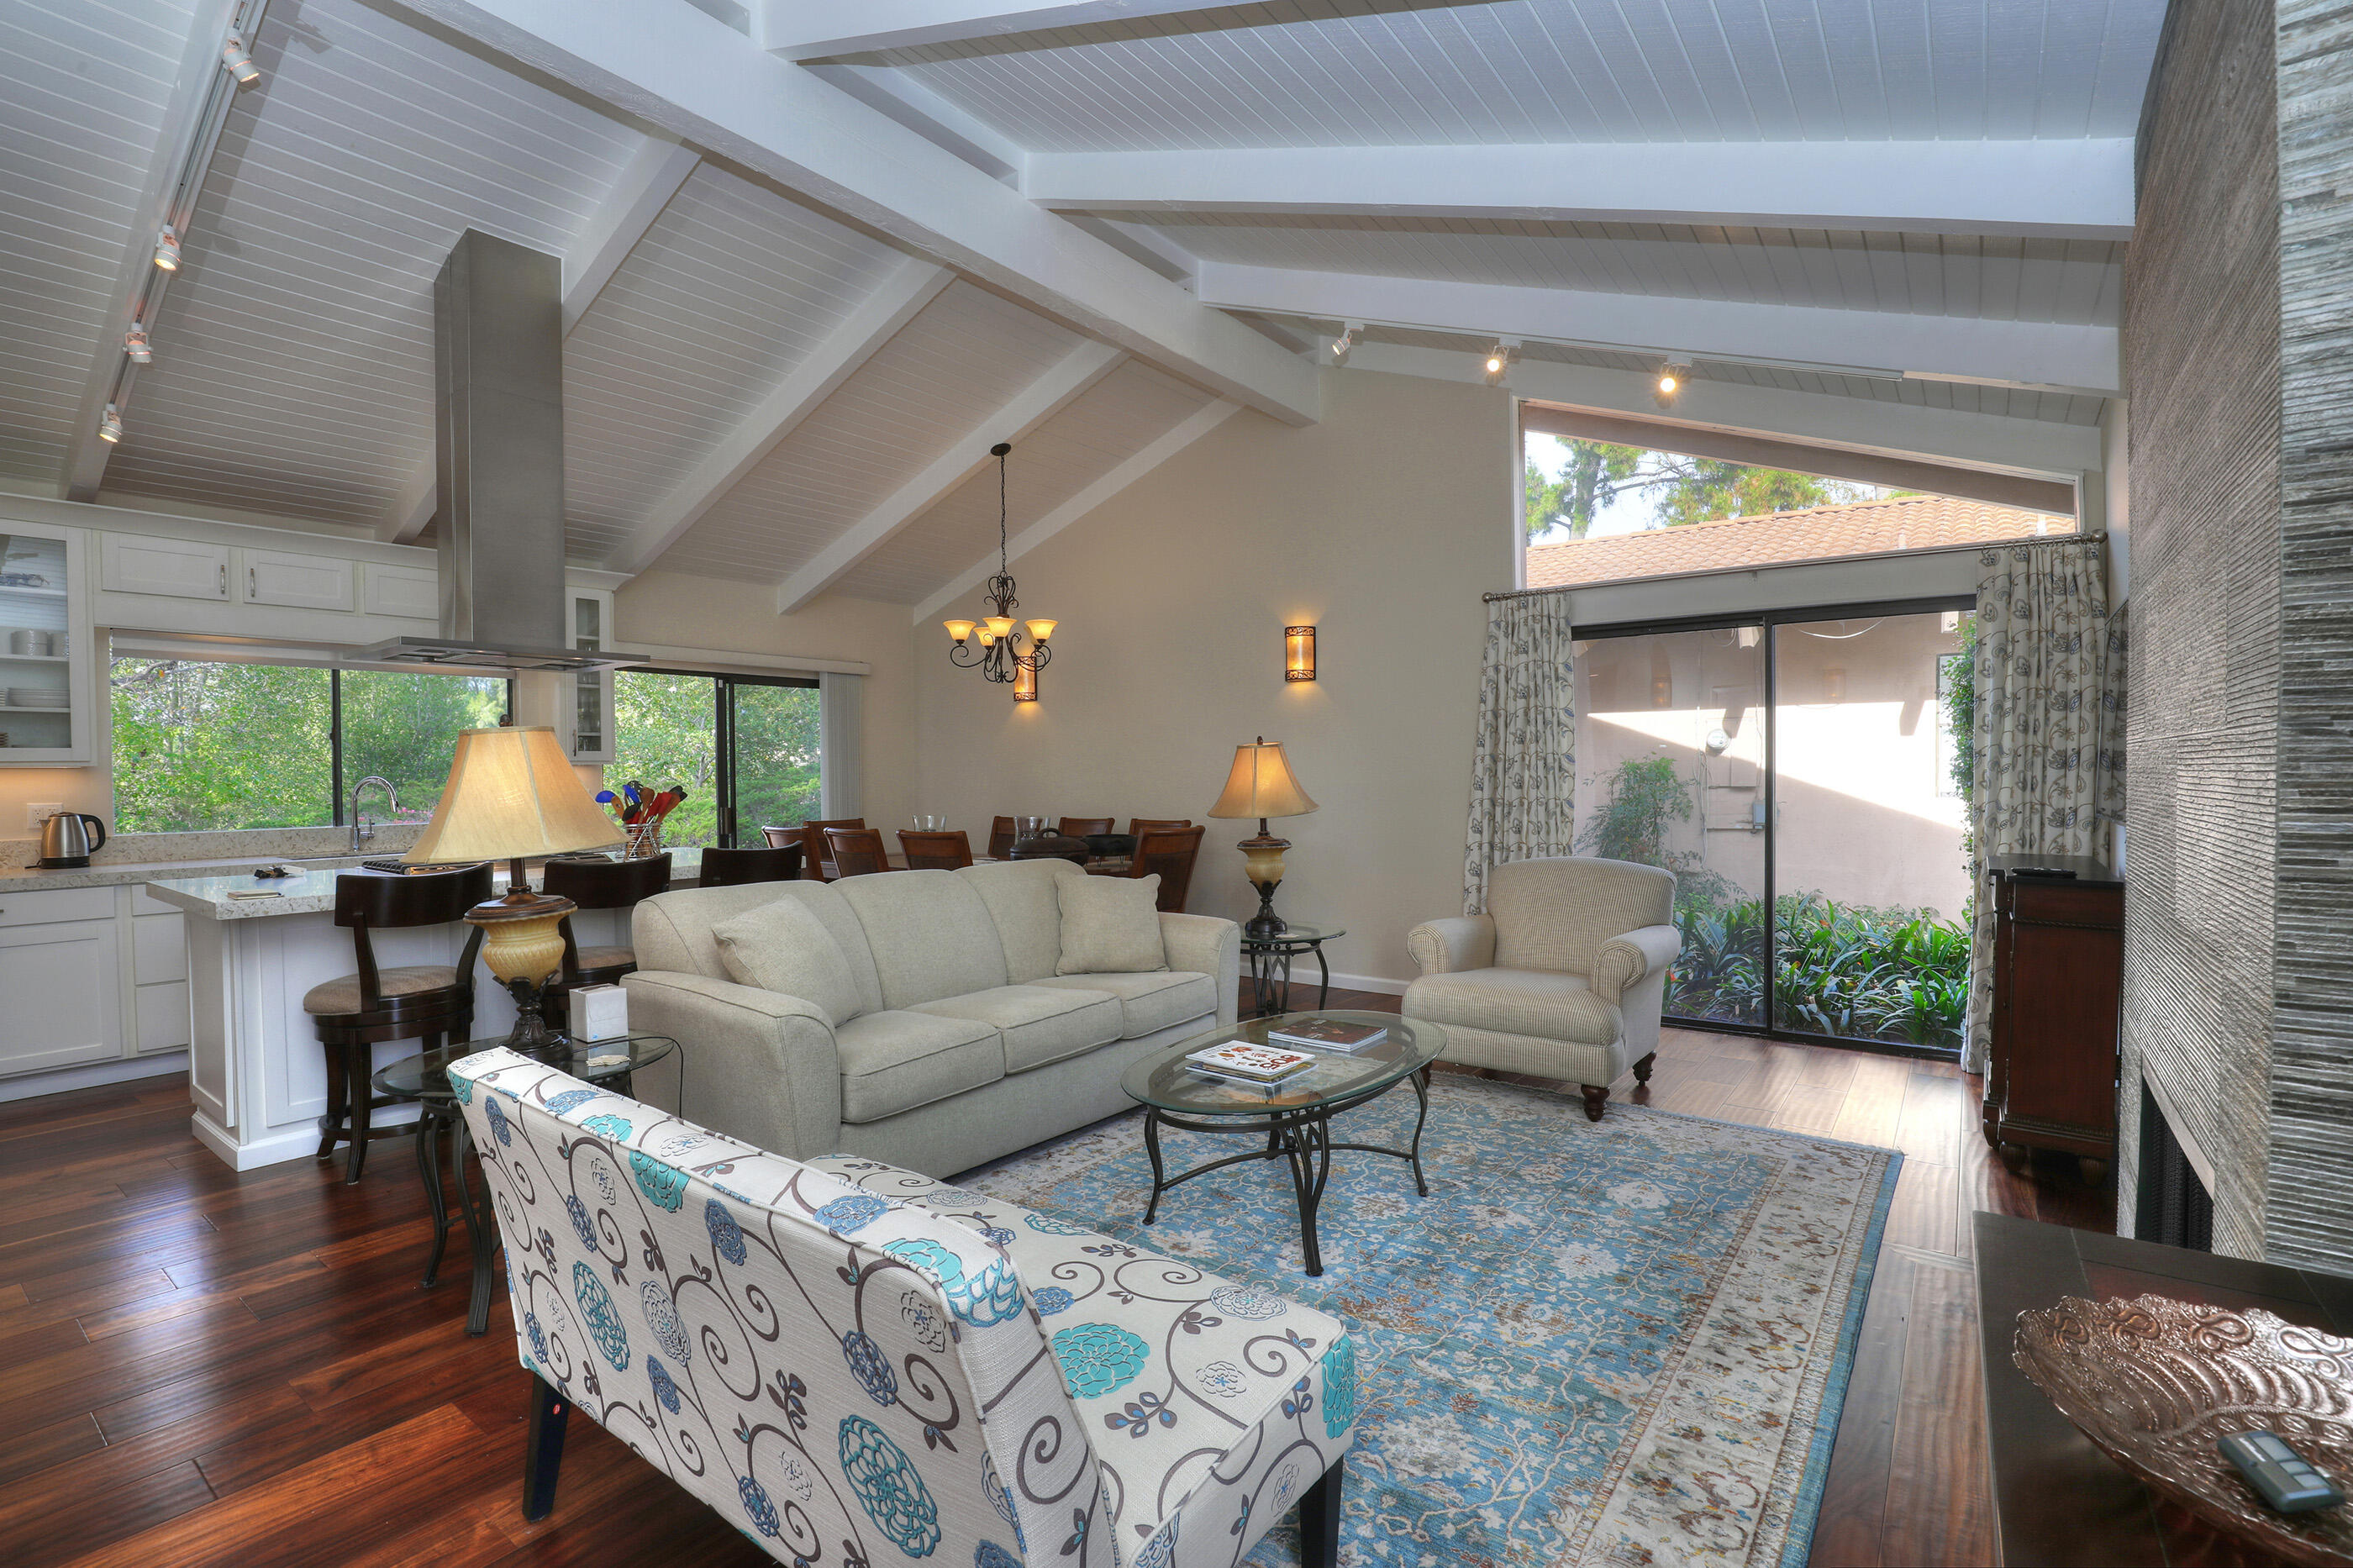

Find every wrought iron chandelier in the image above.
[942,441,1055,702]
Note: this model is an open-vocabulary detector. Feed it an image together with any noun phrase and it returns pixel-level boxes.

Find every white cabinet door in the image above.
[362,562,437,619]
[0,918,122,1076]
[563,587,617,764]
[240,549,353,612]
[101,534,230,600]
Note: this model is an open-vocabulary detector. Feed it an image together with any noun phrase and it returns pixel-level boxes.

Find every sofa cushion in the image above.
[1403,965,1623,1046]
[805,1156,1359,1568]
[833,1010,1004,1123]
[709,896,864,1024]
[956,859,1066,984]
[910,983,1122,1073]
[1032,970,1215,1038]
[1054,874,1166,976]
[632,881,884,1013]
[834,870,1011,1009]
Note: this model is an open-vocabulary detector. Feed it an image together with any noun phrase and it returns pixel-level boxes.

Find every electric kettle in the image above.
[38,811,106,869]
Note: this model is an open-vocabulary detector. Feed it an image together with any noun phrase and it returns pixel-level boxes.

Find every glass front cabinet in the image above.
[563,586,617,765]
[0,522,93,766]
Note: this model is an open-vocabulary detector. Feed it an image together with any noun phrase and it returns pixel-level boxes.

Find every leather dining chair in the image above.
[1128,824,1207,913]
[697,842,805,887]
[758,825,797,849]
[987,816,1019,860]
[824,827,892,877]
[1128,818,1192,836]
[1058,816,1115,839]
[797,818,866,881]
[537,853,673,1029]
[898,829,974,870]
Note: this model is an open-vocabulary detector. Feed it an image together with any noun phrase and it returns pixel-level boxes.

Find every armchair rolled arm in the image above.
[1406,914,1496,975]
[1592,923,1683,1006]
[619,971,843,1160]
[1161,913,1242,1028]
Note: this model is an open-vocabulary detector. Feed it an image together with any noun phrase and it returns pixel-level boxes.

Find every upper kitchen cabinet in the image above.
[239,549,353,612]
[0,523,94,765]
[102,534,229,601]
[563,586,616,765]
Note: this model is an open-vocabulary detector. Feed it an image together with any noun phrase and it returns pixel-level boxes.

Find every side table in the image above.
[372,1034,678,1336]
[1241,923,1344,1018]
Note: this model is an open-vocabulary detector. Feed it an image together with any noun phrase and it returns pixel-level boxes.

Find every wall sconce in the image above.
[1013,660,1039,702]
[1285,624,1317,681]
[1824,667,1846,702]
[1651,672,1672,708]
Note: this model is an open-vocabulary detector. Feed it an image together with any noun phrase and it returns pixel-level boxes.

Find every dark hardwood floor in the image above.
[0,989,2109,1567]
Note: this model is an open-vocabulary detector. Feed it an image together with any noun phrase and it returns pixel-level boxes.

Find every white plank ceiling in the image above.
[0,0,2164,607]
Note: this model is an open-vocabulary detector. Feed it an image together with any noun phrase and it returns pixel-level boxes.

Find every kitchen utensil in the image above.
[37,810,107,869]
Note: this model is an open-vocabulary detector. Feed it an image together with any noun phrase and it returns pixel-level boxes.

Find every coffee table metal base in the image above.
[1141,1066,1430,1276]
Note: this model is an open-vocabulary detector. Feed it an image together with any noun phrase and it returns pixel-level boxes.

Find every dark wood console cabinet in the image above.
[1981,854,2124,1180]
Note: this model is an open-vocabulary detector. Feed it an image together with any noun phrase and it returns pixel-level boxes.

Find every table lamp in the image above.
[403,724,621,1057]
[1206,735,1319,937]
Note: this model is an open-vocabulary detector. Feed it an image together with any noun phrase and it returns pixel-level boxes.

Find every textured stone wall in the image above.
[2267,0,2353,1271]
[2118,0,2280,1260]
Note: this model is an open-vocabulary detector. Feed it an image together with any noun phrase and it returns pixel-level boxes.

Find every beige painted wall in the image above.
[913,368,1519,987]
[613,571,920,837]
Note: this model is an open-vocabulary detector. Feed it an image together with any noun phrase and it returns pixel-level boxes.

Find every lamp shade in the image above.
[402,725,620,865]
[1206,737,1319,821]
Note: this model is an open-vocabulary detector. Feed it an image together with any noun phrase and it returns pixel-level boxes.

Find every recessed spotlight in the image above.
[153,225,181,271]
[98,403,124,444]
[1482,339,1519,386]
[221,34,261,87]
[124,324,152,364]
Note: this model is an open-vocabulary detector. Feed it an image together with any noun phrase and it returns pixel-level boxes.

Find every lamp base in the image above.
[1236,832,1292,939]
[1245,880,1287,939]
[498,977,571,1062]
[466,884,578,1066]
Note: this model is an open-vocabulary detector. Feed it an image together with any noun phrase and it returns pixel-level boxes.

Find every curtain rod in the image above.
[1482,529,2109,602]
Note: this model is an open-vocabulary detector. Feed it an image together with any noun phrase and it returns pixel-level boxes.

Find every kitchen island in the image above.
[146,851,708,1171]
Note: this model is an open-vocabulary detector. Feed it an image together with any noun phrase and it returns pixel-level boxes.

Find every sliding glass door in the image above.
[608,669,818,848]
[1575,598,1973,1055]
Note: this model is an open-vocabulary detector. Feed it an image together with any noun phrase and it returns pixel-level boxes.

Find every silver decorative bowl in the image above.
[2013,1294,2353,1566]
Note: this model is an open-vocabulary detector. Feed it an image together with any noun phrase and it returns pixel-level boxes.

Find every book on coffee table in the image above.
[1184,1041,1316,1082]
[1265,1018,1388,1054]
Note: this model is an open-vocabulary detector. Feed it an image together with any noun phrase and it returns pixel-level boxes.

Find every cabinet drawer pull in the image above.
[218,563,228,594]
[249,566,257,597]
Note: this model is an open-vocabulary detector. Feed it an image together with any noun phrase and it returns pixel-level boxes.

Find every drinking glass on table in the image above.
[1015,815,1048,841]
[911,813,945,831]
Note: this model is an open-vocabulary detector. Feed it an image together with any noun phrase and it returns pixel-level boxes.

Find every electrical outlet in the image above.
[25,802,63,829]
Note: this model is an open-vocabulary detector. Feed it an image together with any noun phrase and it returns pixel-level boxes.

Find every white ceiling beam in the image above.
[604,257,954,576]
[392,0,1319,426]
[65,0,253,502]
[1028,139,2136,240]
[801,64,1024,182]
[761,0,1263,60]
[376,130,700,544]
[774,340,1123,614]
[1198,264,2121,395]
[913,396,1241,623]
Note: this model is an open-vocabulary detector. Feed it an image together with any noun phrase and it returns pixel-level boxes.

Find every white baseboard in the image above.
[191,1103,420,1171]
[1278,970,1409,998]
[0,1052,190,1104]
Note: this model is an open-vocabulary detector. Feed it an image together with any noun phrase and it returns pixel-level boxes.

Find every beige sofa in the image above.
[1402,856,1681,1121]
[618,859,1240,1175]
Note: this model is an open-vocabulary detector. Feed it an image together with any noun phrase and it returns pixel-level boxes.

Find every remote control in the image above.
[2217,1430,2344,1513]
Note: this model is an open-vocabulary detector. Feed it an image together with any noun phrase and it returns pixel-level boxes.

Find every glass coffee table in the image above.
[372,1034,677,1336]
[1120,1010,1442,1276]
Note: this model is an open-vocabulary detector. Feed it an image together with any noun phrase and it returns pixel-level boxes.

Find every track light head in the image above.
[1329,320,1361,365]
[221,34,261,86]
[1655,361,1691,407]
[1482,339,1519,387]
[98,403,124,444]
[153,226,181,271]
[124,324,152,365]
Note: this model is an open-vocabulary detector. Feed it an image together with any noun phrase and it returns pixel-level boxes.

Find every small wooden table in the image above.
[1976,1211,2353,1565]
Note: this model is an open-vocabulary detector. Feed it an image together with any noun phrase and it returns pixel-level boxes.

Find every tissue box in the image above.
[568,984,629,1042]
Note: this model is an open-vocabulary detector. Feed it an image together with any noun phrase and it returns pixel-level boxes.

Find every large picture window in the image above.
[110,657,508,833]
[607,669,819,847]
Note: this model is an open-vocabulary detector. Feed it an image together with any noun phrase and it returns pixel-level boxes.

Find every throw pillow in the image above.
[1055,875,1167,975]
[711,897,864,1024]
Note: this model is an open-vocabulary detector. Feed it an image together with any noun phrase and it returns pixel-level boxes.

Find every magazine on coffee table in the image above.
[1264,1018,1388,1054]
[1184,1040,1316,1081]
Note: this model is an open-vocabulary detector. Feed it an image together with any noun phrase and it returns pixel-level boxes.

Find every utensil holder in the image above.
[623,821,663,860]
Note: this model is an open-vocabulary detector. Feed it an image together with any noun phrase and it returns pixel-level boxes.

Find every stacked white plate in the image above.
[7,687,66,708]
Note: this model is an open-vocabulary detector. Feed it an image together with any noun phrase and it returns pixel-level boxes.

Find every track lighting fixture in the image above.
[1655,361,1691,408]
[221,34,261,86]
[1329,321,1361,365]
[124,324,152,364]
[98,403,124,444]
[153,226,181,271]
[1482,339,1519,387]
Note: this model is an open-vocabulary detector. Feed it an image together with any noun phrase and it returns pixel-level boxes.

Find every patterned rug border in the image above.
[954,1081,1907,1567]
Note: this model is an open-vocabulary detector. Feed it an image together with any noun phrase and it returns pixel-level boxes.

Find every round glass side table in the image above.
[1240,921,1345,1018]
[372,1034,677,1335]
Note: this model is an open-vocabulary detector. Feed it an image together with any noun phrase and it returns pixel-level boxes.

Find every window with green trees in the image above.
[110,658,508,833]
[603,670,820,848]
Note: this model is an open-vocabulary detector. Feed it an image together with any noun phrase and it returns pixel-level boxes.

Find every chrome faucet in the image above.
[349,776,399,852]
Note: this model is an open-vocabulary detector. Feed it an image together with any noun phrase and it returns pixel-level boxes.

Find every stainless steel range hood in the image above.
[357,229,645,675]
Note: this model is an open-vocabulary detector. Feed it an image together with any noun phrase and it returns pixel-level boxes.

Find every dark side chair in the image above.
[898,829,974,870]
[304,864,492,1184]
[698,842,805,887]
[796,818,865,881]
[824,826,892,877]
[987,815,1019,860]
[1129,824,1207,912]
[1058,816,1114,839]
[1128,817,1192,836]
[537,854,673,1029]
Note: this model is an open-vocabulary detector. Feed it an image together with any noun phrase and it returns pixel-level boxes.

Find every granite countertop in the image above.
[2,854,386,892]
[143,848,708,920]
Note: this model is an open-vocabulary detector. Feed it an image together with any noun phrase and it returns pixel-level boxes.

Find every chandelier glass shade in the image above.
[944,442,1054,697]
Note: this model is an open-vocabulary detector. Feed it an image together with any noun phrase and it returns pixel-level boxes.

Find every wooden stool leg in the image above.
[345,1041,374,1185]
[316,1040,348,1161]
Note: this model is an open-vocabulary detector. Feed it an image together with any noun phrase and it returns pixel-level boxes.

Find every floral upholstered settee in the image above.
[446,1046,1356,1567]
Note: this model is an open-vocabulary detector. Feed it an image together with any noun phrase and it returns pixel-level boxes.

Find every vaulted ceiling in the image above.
[1,0,2164,614]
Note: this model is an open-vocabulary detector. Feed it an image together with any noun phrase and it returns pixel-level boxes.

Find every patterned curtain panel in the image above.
[1463,594,1577,913]
[1963,539,2129,1071]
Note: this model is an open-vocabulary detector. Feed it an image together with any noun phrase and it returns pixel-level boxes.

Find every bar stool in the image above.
[698,842,805,887]
[306,864,492,1184]
[537,853,674,1029]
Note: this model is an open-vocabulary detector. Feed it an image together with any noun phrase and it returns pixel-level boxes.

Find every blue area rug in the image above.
[961,1071,1900,1568]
